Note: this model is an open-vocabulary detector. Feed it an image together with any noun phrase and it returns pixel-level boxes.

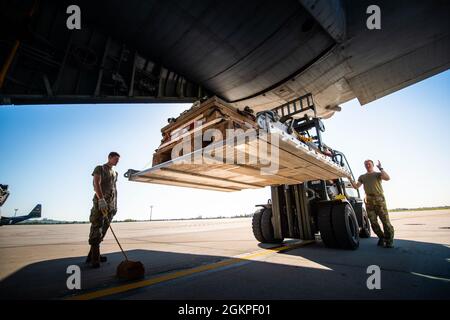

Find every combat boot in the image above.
[90,245,101,268]
[85,247,107,263]
[384,241,394,248]
[377,238,384,246]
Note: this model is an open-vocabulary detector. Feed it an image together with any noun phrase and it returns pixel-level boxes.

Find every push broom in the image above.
[103,209,145,280]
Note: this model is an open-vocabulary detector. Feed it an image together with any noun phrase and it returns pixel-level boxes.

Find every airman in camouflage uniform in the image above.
[351,160,394,248]
[86,152,120,268]
[365,194,394,245]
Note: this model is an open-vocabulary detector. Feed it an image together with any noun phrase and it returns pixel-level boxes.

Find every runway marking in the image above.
[390,212,450,221]
[66,240,314,300]
[411,272,450,282]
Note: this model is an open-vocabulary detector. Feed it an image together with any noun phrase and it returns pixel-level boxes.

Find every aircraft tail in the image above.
[28,204,42,218]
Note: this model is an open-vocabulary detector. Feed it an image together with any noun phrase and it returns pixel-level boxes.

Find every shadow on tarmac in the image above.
[1,237,449,299]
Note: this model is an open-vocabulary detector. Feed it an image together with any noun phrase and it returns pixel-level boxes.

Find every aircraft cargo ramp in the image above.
[125,96,351,191]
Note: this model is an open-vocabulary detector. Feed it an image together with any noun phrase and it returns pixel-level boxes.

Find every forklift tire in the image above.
[317,204,339,248]
[331,202,360,250]
[359,207,371,238]
[261,207,284,244]
[252,209,266,243]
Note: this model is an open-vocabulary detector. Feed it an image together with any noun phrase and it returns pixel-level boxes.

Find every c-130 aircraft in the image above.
[0,184,41,226]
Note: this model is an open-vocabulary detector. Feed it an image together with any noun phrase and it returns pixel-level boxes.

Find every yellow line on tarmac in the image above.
[67,240,314,300]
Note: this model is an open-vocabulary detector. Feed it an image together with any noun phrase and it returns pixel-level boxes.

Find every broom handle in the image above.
[108,223,129,261]
[103,209,128,261]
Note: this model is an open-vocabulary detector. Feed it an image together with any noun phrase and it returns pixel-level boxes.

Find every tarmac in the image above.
[0,210,449,300]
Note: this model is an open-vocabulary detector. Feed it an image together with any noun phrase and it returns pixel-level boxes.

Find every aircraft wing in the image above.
[0,0,449,119]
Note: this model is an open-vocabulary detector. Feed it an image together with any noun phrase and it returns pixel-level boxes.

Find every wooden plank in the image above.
[241,139,300,171]
[204,165,270,184]
[161,96,256,133]
[159,167,263,189]
[159,117,223,149]
[260,130,350,178]
[229,165,304,184]
[133,174,239,192]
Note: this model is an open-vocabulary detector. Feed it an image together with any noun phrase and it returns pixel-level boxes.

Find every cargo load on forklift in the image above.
[125,94,351,192]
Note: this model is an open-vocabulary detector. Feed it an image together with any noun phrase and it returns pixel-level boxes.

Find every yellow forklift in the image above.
[251,98,371,249]
[126,93,371,249]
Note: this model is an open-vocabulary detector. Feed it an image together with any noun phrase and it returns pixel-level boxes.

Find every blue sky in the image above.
[0,70,449,221]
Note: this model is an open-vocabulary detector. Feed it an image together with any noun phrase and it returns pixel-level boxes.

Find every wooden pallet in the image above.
[128,123,351,192]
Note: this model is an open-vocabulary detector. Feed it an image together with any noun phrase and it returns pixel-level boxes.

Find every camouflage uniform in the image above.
[359,172,394,245]
[365,194,394,245]
[88,164,118,246]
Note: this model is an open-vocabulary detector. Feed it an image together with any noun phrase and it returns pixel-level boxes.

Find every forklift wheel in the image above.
[359,208,371,238]
[252,209,266,243]
[318,204,339,248]
[261,207,284,244]
[331,202,360,250]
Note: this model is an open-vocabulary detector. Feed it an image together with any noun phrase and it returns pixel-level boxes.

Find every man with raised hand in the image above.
[351,160,394,248]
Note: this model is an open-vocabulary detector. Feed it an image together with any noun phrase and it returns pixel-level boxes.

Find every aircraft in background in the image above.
[0,204,42,226]
[0,184,42,226]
